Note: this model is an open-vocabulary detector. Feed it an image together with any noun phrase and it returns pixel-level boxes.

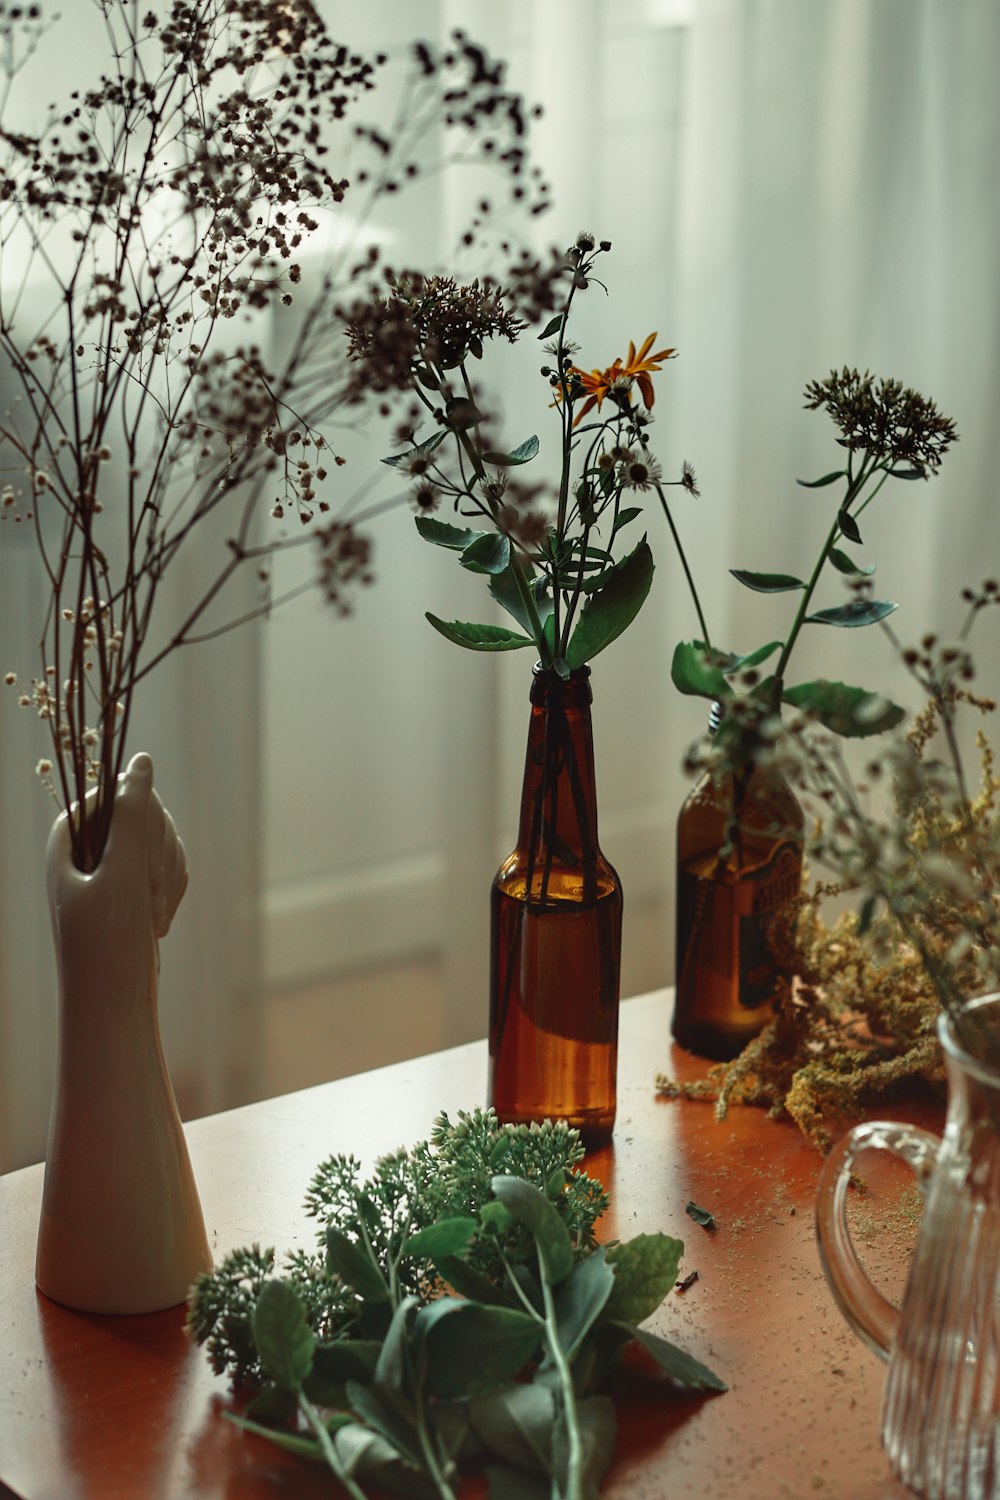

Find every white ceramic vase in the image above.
[35,753,213,1314]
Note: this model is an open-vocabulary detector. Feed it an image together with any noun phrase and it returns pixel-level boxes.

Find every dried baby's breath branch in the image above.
[0,2,548,870]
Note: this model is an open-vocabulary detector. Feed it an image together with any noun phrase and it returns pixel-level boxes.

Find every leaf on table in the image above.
[490,1176,574,1285]
[616,1321,728,1393]
[685,1200,717,1230]
[252,1280,315,1392]
[416,1299,542,1398]
[604,1232,684,1326]
[553,1247,615,1359]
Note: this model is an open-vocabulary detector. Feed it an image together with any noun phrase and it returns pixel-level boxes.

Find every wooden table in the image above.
[1,990,919,1500]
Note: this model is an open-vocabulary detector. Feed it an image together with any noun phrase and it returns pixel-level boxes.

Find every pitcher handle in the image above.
[815,1120,940,1361]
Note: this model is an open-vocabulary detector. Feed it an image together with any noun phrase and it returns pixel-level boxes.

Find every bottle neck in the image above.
[516,665,601,870]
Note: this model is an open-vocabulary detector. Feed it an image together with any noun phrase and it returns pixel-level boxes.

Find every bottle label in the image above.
[737,842,801,1008]
[677,841,801,1011]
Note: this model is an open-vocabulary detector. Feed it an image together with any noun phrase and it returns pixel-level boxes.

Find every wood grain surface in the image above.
[0,991,925,1500]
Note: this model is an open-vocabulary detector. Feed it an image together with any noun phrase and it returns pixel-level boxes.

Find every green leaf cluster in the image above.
[188,1109,724,1500]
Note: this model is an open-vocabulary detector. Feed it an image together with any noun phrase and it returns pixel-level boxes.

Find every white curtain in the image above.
[3,0,998,1170]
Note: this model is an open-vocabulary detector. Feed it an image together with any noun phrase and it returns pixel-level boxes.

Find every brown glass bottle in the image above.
[672,747,804,1061]
[489,665,622,1146]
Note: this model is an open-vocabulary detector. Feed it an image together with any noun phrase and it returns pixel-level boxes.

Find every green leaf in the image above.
[375,1294,417,1409]
[616,1321,728,1392]
[245,1382,298,1425]
[670,640,732,702]
[805,599,898,628]
[730,569,806,593]
[416,1300,542,1398]
[425,614,534,652]
[552,1395,616,1497]
[470,1383,555,1474]
[782,680,906,737]
[553,1249,615,1359]
[435,1254,509,1306]
[480,435,540,467]
[715,640,782,677]
[611,505,642,537]
[334,1423,436,1496]
[857,893,877,936]
[445,395,483,429]
[486,1465,551,1500]
[828,547,875,577]
[305,1340,382,1404]
[326,1227,389,1301]
[564,538,654,669]
[490,1176,574,1285]
[346,1379,423,1468]
[252,1280,315,1392]
[402,1217,478,1263]
[796,469,847,488]
[604,1233,684,1327]
[685,1201,716,1230]
[538,315,562,340]
[381,430,446,469]
[490,564,551,637]
[460,532,510,575]
[479,1200,516,1236]
[414,515,485,552]
[888,465,924,480]
[224,1411,325,1462]
[837,509,863,544]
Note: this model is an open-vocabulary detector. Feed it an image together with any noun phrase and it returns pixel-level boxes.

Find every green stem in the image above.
[654,482,711,645]
[773,465,874,688]
[540,1274,583,1500]
[298,1392,370,1500]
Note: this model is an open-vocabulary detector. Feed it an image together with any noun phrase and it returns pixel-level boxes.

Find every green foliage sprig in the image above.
[188,1108,724,1500]
[672,368,959,751]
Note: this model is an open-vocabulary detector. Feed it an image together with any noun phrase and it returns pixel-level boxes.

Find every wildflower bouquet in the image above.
[671,368,959,751]
[0,1,544,871]
[344,234,705,673]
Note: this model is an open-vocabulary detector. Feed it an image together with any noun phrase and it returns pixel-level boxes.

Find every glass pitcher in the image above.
[815,994,1000,1500]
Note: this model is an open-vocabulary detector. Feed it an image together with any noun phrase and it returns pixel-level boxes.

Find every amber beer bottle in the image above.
[489,664,622,1146]
[672,716,804,1061]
